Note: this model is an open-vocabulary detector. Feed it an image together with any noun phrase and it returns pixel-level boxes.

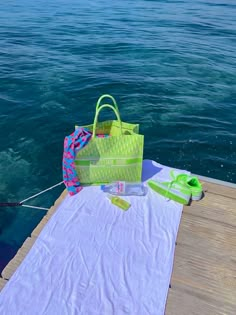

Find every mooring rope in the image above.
[20,181,64,204]
[0,181,64,211]
[21,205,51,211]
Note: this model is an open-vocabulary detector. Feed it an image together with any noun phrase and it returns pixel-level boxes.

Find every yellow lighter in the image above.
[107,194,131,211]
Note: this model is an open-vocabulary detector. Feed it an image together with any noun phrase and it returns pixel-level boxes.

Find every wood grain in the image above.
[166,188,236,315]
[0,278,8,292]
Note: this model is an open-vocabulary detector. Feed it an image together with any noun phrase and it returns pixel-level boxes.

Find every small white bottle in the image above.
[101,181,147,196]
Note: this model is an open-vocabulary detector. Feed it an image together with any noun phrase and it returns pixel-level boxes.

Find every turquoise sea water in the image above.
[0,0,236,270]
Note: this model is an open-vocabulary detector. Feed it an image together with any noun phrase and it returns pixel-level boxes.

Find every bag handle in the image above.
[96,94,120,114]
[92,104,122,138]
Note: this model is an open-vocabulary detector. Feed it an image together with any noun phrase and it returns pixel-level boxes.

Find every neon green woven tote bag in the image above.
[75,95,144,184]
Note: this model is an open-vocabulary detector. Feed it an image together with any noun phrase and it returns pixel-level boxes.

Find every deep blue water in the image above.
[0,0,236,270]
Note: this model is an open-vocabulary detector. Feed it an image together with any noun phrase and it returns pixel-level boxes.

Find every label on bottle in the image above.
[117,181,126,194]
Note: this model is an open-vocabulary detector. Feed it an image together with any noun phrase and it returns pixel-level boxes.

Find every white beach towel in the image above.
[0,160,188,315]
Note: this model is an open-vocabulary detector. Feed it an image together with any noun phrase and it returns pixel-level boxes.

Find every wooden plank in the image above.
[197,190,236,213]
[187,192,236,227]
[171,243,236,305]
[167,202,236,315]
[166,283,236,315]
[201,180,236,200]
[0,278,8,292]
[47,206,56,219]
[1,237,36,280]
[178,212,236,256]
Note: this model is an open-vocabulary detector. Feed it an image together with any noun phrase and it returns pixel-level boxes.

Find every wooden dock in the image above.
[1,177,235,314]
[166,176,236,315]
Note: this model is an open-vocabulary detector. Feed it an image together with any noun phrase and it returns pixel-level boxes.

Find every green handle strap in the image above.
[96,94,120,114]
[92,104,122,138]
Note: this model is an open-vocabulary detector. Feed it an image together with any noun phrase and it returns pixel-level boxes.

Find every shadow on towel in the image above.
[142,159,162,181]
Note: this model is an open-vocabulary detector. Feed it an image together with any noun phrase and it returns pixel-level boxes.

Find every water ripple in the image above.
[0,0,236,255]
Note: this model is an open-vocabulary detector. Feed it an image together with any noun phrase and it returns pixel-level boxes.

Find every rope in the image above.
[0,181,64,211]
[20,181,64,204]
[0,202,22,207]
[22,205,49,211]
